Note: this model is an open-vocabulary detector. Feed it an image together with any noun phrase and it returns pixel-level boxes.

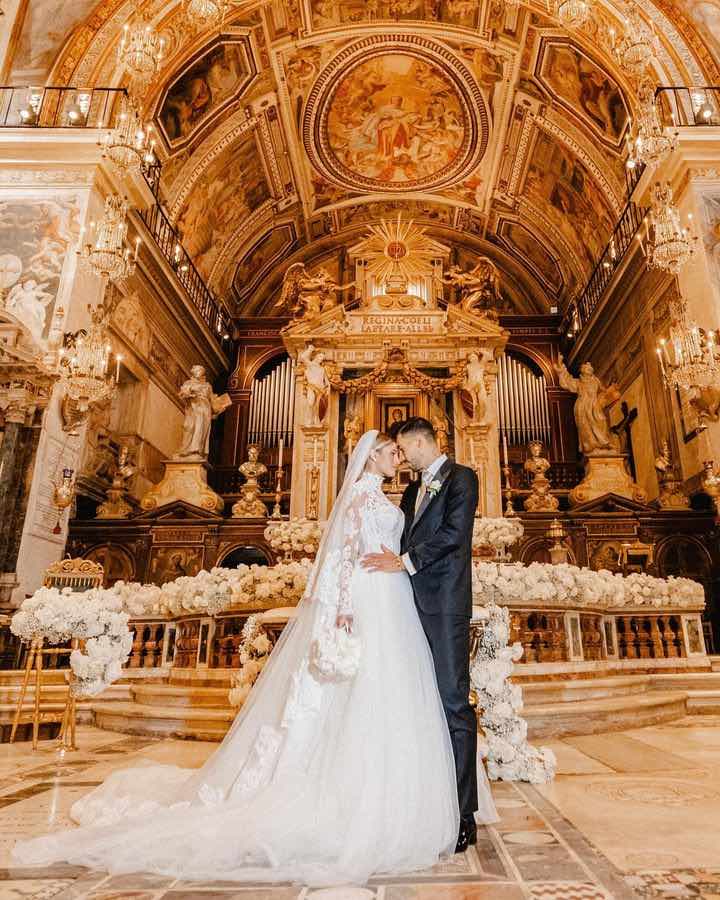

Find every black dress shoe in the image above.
[454,818,478,853]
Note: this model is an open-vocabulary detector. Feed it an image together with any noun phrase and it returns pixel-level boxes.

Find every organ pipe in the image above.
[497,353,551,449]
[248,356,296,450]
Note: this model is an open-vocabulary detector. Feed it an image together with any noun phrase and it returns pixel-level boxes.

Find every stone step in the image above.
[521,675,653,705]
[524,690,688,740]
[131,682,230,709]
[709,656,720,673]
[92,701,235,741]
[169,669,234,687]
[649,672,720,691]
[685,691,720,714]
[0,669,68,685]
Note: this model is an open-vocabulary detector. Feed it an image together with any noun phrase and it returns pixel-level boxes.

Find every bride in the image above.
[14,430,497,886]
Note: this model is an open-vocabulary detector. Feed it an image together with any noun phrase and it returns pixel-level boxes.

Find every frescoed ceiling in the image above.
[6,0,720,315]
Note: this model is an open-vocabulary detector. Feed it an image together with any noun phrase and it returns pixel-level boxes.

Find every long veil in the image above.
[178,429,380,802]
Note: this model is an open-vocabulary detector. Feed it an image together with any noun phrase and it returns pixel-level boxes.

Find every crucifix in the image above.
[611,401,638,480]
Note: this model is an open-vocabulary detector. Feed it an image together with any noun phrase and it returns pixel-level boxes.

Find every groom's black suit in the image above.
[400,457,478,823]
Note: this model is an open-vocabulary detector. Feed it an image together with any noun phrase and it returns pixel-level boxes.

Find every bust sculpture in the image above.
[232,445,269,518]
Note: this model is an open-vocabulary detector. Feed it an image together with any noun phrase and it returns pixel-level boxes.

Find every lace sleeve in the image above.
[337,487,365,617]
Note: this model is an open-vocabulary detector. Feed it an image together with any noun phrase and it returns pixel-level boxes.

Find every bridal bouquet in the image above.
[264,518,324,561]
[228,616,274,707]
[11,587,133,697]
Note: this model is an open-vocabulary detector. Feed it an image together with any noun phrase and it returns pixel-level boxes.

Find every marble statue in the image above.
[232,445,269,518]
[430,400,449,455]
[523,440,558,512]
[280,263,354,319]
[343,402,364,457]
[554,356,619,456]
[298,344,329,426]
[463,349,493,423]
[441,258,501,318]
[176,366,231,461]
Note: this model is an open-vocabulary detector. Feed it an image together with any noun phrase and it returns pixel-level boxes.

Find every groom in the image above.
[361,417,479,853]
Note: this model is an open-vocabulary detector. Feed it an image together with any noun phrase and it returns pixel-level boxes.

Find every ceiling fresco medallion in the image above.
[303,36,490,193]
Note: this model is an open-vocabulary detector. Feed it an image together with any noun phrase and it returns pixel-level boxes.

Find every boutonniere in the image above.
[427,478,443,498]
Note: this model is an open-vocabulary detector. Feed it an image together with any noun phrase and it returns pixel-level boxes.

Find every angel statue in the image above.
[298,344,330,426]
[554,356,619,456]
[441,258,501,318]
[279,263,354,319]
[462,349,494,423]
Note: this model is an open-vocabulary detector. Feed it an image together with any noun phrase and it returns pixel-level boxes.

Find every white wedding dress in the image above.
[14,445,497,886]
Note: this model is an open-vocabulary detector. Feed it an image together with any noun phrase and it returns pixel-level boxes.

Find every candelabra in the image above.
[609,4,659,76]
[556,0,590,29]
[626,83,677,170]
[78,195,139,282]
[270,464,284,519]
[503,463,515,516]
[644,182,696,275]
[118,8,165,83]
[100,95,156,173]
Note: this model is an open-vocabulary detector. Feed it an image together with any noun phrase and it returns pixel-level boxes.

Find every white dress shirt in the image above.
[401,454,447,576]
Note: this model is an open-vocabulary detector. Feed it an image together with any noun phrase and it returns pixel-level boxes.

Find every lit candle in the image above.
[115,354,122,383]
[313,437,318,467]
[656,346,666,379]
[502,434,508,467]
[278,437,284,468]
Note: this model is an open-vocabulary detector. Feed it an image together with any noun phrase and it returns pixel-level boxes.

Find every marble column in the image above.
[0,405,29,605]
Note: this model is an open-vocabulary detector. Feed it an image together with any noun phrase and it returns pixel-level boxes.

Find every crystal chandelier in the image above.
[182,0,227,29]
[118,9,165,82]
[100,95,156,172]
[57,303,120,415]
[626,83,677,170]
[609,5,659,76]
[644,182,696,275]
[657,295,719,392]
[556,0,590,29]
[78,195,140,282]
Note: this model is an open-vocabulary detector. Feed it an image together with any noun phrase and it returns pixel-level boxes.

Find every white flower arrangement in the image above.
[264,518,324,561]
[228,616,274,707]
[472,602,556,783]
[473,517,525,554]
[473,561,704,611]
[11,587,133,697]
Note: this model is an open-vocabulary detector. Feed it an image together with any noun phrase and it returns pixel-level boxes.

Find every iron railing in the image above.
[0,85,126,128]
[562,84,720,345]
[138,202,232,341]
[563,198,647,338]
[655,86,720,127]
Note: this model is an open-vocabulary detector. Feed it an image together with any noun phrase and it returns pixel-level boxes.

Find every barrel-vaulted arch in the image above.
[30,0,720,321]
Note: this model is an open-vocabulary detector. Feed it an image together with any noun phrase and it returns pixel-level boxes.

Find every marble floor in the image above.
[1,719,720,900]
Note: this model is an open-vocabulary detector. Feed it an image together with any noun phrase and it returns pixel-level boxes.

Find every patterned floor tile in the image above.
[0,880,74,899]
[527,884,610,899]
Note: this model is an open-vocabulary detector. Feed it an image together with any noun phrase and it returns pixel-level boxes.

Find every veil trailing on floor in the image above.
[173,428,381,803]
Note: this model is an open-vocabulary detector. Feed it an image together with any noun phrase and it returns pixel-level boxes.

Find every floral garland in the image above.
[472,561,704,610]
[113,560,313,619]
[228,616,274,707]
[472,601,556,783]
[11,587,133,697]
[264,518,324,561]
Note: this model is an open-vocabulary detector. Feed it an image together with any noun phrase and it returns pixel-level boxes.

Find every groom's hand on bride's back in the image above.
[360,544,404,572]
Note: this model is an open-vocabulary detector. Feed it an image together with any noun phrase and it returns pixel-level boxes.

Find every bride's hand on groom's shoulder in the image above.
[360,544,404,573]
[336,614,354,632]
